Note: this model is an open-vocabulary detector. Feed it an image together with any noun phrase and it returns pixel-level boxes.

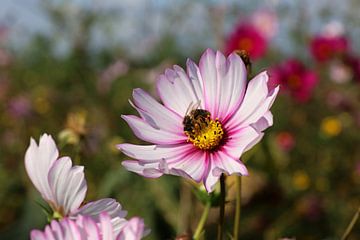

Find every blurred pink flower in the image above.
[275,131,295,152]
[329,60,352,84]
[97,59,129,94]
[269,59,318,102]
[250,9,278,39]
[31,212,147,240]
[118,49,279,192]
[225,23,267,60]
[7,95,32,118]
[25,134,127,230]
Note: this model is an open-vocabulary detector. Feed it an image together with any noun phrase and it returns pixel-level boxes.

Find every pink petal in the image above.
[156,66,203,117]
[117,143,193,162]
[76,215,101,240]
[117,217,146,240]
[186,59,205,107]
[131,88,183,133]
[25,134,58,203]
[30,230,48,240]
[48,157,87,215]
[122,115,186,145]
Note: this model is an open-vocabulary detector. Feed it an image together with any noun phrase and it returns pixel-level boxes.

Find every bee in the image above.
[183,101,210,134]
[235,49,252,76]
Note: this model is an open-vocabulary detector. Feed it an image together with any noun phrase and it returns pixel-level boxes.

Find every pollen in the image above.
[183,109,224,151]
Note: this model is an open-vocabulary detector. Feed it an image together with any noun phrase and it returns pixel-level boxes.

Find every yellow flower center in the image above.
[183,109,224,151]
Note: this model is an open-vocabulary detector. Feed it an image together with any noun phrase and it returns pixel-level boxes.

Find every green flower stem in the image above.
[217,174,226,240]
[341,206,360,240]
[233,175,242,239]
[193,200,211,240]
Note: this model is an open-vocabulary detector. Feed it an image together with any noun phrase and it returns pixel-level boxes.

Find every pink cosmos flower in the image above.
[250,9,278,40]
[269,59,318,103]
[31,212,146,240]
[118,49,279,192]
[224,23,267,60]
[25,134,127,230]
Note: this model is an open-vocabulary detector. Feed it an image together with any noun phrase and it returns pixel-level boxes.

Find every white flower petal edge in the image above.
[25,134,59,203]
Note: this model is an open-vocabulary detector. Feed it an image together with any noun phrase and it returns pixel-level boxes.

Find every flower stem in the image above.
[217,174,226,240]
[233,175,242,239]
[193,200,211,240]
[341,206,360,240]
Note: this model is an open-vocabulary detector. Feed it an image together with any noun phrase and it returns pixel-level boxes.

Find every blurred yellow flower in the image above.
[66,110,87,135]
[293,170,310,191]
[58,129,80,145]
[320,116,342,137]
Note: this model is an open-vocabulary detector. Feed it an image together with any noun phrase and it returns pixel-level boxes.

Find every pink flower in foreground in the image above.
[31,212,146,240]
[269,59,318,103]
[118,49,279,192]
[25,134,127,230]
[225,23,267,60]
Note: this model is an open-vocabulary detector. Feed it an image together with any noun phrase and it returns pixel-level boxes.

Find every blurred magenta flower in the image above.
[225,23,267,60]
[269,59,318,102]
[344,55,360,82]
[118,49,279,192]
[310,36,348,62]
[25,134,128,229]
[31,212,147,240]
[275,131,295,152]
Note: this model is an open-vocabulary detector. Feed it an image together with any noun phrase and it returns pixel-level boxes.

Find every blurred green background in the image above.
[0,0,359,239]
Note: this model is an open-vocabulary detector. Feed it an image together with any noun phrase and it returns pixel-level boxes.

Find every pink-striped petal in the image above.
[122,115,186,145]
[216,52,247,122]
[199,49,218,116]
[225,71,279,130]
[122,161,164,178]
[25,134,58,203]
[222,126,262,159]
[48,157,87,215]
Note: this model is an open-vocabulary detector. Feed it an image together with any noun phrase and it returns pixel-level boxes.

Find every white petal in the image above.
[75,198,127,222]
[210,151,248,177]
[122,115,186,145]
[251,111,273,132]
[122,161,163,178]
[117,143,193,162]
[156,66,203,117]
[25,134,58,203]
[48,157,87,215]
[131,88,183,133]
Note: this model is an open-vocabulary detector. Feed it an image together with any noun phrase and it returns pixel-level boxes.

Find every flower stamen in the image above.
[183,109,224,150]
